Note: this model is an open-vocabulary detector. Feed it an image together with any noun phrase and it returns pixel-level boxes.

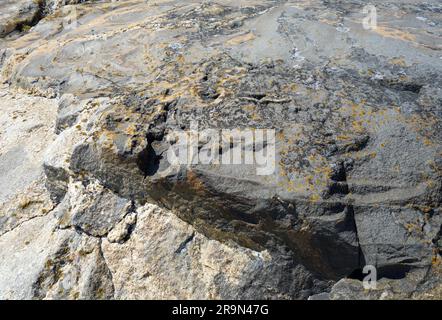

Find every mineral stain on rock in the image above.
[0,0,441,300]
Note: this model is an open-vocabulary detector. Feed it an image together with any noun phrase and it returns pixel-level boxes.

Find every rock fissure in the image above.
[0,0,441,300]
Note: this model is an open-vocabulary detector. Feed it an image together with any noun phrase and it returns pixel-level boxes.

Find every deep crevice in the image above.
[380,79,423,94]
[377,264,412,280]
[347,268,365,281]
[136,142,161,177]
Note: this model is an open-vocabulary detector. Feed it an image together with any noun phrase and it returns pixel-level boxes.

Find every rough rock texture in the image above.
[0,0,88,38]
[0,0,441,299]
[0,85,57,236]
[0,0,43,37]
[102,203,327,299]
[0,213,114,299]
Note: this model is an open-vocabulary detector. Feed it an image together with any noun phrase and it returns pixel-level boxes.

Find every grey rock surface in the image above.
[0,85,57,236]
[0,0,88,38]
[0,212,114,299]
[57,179,132,237]
[102,203,329,299]
[0,0,441,299]
[0,0,43,37]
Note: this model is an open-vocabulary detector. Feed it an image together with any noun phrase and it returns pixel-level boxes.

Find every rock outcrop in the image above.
[0,0,441,299]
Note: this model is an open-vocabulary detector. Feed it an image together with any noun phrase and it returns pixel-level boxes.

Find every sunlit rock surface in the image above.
[0,0,441,299]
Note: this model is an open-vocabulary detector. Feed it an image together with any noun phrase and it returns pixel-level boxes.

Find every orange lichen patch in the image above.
[405,222,422,234]
[352,120,365,133]
[150,76,200,104]
[281,83,298,93]
[398,74,409,82]
[423,138,433,146]
[242,104,256,112]
[431,251,442,270]
[389,57,407,67]
[313,165,333,179]
[427,160,442,176]
[278,177,306,194]
[97,129,118,149]
[398,113,440,149]
[186,170,206,195]
[151,63,247,106]
[373,26,416,42]
[319,18,339,27]
[276,131,285,141]
[340,99,391,134]
[125,123,139,136]
[176,54,186,64]
[213,68,247,100]
[336,134,351,141]
[309,194,321,203]
[420,205,434,214]
[226,32,256,46]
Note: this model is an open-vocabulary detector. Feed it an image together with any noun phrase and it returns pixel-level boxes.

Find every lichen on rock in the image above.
[0,0,441,300]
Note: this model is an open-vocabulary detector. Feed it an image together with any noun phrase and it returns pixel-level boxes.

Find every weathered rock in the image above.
[57,179,132,237]
[107,212,136,244]
[102,203,331,299]
[0,0,43,37]
[0,85,57,236]
[0,213,114,299]
[319,265,442,300]
[43,96,111,201]
[0,1,97,38]
[0,0,441,299]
